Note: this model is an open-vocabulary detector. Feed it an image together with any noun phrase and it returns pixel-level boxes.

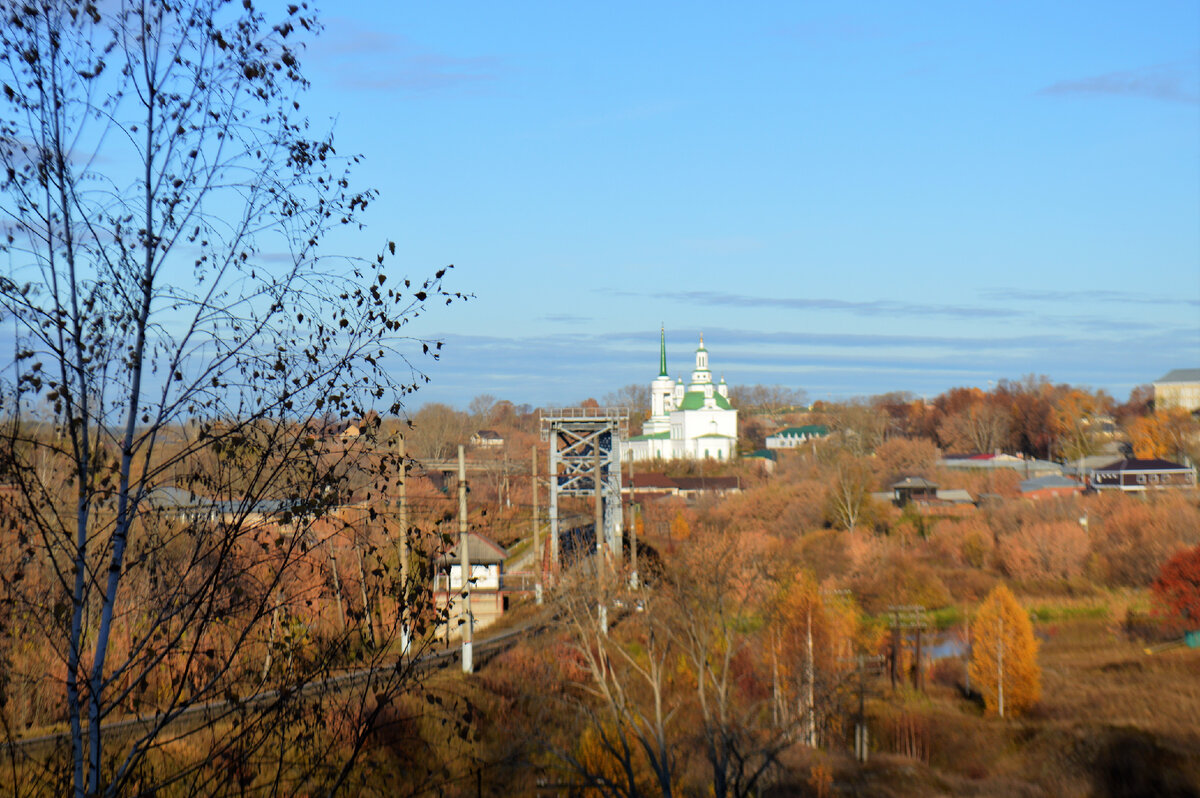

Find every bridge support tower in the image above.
[539,408,628,574]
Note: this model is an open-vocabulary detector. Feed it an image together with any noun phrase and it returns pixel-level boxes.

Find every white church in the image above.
[624,330,738,462]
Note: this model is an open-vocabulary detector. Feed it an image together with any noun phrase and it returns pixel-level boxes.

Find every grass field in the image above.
[773,614,1200,797]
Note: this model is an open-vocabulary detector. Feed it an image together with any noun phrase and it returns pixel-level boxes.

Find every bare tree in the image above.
[664,530,795,798]
[0,2,462,794]
[826,400,889,456]
[826,453,874,531]
[551,569,677,798]
[728,384,808,416]
[467,393,497,424]
[406,402,471,461]
[937,403,1011,454]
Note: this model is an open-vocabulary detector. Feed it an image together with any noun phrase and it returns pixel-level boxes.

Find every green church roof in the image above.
[658,326,668,377]
[678,390,733,411]
[772,425,828,438]
[629,431,670,441]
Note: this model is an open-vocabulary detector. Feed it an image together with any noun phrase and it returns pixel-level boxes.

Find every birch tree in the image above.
[0,1,462,794]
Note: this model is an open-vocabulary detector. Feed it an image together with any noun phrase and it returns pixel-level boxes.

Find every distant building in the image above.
[939,452,1062,478]
[470,429,504,447]
[623,473,742,502]
[625,329,738,462]
[765,425,829,449]
[743,448,777,473]
[891,476,938,506]
[1020,474,1084,499]
[435,533,509,629]
[1089,458,1197,492]
[1153,369,1200,412]
[873,478,974,512]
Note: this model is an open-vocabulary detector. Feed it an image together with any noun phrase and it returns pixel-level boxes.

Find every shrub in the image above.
[997,521,1089,581]
[1150,543,1200,635]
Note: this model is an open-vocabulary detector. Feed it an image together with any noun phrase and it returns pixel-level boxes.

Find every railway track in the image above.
[1,616,548,758]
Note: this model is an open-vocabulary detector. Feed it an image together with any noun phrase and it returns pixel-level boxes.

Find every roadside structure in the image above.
[435,532,509,629]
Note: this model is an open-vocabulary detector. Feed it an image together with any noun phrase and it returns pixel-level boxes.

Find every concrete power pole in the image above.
[595,444,607,636]
[458,445,474,674]
[628,457,638,589]
[532,444,542,605]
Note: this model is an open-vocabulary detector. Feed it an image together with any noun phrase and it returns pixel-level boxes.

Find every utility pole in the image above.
[354,543,376,647]
[890,625,900,689]
[532,444,542,605]
[854,654,869,763]
[630,502,640,590]
[913,626,923,692]
[502,450,510,509]
[594,444,607,636]
[459,445,474,674]
[549,434,559,577]
[328,549,346,632]
[396,435,411,655]
[628,457,638,588]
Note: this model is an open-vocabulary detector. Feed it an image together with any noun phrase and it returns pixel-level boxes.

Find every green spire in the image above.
[659,326,668,377]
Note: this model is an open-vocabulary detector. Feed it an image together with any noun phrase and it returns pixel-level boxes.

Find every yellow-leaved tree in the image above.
[969,584,1041,717]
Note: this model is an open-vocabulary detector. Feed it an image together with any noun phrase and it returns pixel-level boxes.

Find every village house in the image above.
[765,425,829,449]
[1089,458,1197,492]
[470,429,505,448]
[435,532,509,630]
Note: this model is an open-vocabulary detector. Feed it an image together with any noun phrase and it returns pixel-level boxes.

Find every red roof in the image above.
[631,474,678,489]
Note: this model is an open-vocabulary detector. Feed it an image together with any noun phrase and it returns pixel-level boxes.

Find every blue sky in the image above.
[300,1,1200,409]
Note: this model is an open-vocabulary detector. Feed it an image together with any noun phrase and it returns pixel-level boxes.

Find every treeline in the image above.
[743,376,1196,464]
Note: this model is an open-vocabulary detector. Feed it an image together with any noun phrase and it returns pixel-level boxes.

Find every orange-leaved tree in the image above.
[969,584,1041,717]
[1151,544,1200,635]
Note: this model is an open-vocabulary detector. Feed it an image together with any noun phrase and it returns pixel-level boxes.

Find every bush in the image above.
[1150,543,1200,635]
[997,521,1089,581]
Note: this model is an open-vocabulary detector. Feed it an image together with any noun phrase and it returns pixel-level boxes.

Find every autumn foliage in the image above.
[1151,544,1200,635]
[969,584,1041,717]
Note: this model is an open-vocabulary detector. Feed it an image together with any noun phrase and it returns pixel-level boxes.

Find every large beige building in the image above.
[1153,369,1200,412]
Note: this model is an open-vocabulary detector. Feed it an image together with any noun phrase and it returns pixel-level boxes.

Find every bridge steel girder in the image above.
[540,408,628,572]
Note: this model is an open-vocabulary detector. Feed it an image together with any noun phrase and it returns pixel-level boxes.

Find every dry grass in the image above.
[1036,617,1200,746]
[805,615,1200,798]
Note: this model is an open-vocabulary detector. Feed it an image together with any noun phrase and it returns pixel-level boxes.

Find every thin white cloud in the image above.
[311,18,504,94]
[1040,62,1200,105]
